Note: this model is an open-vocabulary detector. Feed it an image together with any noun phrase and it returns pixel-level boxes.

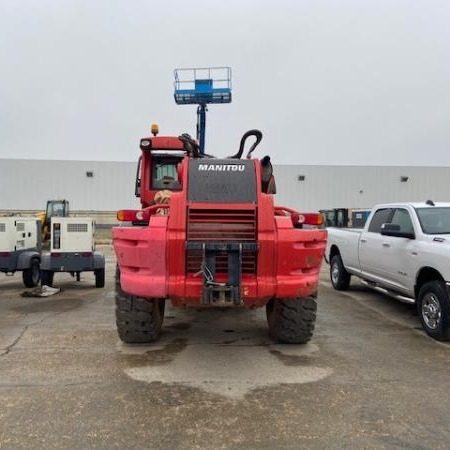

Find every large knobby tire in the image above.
[22,258,40,288]
[40,270,54,287]
[330,255,351,291]
[115,266,165,343]
[418,281,450,341]
[95,268,105,288]
[266,297,317,344]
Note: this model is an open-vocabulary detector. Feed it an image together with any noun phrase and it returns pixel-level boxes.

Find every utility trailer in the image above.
[0,217,41,287]
[40,217,105,288]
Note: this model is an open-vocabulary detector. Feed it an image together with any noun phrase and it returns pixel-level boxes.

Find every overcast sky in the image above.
[1,0,449,165]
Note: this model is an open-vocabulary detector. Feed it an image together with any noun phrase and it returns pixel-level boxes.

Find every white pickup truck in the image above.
[325,201,450,341]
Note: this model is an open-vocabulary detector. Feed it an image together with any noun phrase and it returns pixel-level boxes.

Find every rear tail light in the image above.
[291,213,300,225]
[275,206,324,227]
[0,252,10,257]
[81,252,92,257]
[51,252,61,257]
[297,213,325,226]
[117,209,149,222]
[117,204,169,222]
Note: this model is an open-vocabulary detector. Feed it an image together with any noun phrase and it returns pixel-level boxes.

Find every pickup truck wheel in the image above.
[115,266,165,343]
[40,270,54,287]
[330,255,351,290]
[266,297,317,344]
[22,258,40,288]
[418,281,450,341]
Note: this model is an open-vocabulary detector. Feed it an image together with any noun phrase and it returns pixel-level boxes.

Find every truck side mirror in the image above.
[381,223,415,239]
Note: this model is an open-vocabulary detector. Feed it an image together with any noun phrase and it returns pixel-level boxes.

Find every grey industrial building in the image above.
[1,159,449,213]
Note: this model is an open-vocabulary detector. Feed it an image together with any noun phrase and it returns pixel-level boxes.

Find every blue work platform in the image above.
[173,67,232,155]
[174,67,232,105]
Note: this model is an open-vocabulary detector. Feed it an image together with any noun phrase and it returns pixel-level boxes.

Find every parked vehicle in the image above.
[0,217,41,287]
[325,201,450,341]
[113,67,327,345]
[40,217,105,288]
[36,199,70,243]
[114,129,327,344]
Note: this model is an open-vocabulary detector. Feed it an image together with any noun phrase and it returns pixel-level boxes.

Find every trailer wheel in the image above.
[95,268,105,288]
[266,297,317,344]
[41,270,54,287]
[23,258,40,288]
[115,266,165,343]
[418,281,450,341]
[330,255,351,290]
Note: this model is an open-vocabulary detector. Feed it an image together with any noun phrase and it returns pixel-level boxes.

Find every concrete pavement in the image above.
[1,248,449,449]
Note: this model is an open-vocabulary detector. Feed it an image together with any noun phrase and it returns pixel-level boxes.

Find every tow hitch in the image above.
[187,242,258,305]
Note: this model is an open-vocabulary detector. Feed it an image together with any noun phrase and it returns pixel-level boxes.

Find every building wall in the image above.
[275,165,450,211]
[0,159,140,211]
[1,159,449,212]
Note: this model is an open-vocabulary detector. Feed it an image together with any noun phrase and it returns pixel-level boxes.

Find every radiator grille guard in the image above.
[186,207,258,305]
[186,208,257,275]
[187,209,256,242]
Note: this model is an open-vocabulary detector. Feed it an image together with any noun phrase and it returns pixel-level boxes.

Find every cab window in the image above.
[151,157,182,190]
[368,208,392,233]
[390,208,414,234]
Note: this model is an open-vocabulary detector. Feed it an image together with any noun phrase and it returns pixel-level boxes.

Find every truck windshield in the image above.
[416,207,450,234]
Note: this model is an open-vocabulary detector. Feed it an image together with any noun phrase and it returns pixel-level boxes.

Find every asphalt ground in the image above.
[1,245,449,449]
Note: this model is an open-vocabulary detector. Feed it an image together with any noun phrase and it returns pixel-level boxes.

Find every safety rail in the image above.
[174,67,232,105]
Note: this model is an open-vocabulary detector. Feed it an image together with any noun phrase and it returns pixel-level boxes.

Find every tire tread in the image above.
[23,259,40,288]
[418,280,450,341]
[330,255,351,291]
[115,266,164,343]
[266,297,317,344]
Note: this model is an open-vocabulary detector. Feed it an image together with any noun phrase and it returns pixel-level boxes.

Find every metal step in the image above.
[360,279,415,304]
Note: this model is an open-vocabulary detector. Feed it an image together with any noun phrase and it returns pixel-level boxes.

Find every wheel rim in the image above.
[331,263,340,285]
[422,293,442,330]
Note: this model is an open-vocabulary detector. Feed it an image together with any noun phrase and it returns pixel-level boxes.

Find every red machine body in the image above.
[113,137,327,309]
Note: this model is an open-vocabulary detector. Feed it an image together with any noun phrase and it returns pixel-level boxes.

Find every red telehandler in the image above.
[113,67,327,344]
[113,128,327,344]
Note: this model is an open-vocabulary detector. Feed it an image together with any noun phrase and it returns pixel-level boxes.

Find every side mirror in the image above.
[135,156,142,197]
[135,179,141,197]
[381,223,415,239]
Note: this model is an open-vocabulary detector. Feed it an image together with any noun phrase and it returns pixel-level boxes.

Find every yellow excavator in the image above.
[37,200,70,242]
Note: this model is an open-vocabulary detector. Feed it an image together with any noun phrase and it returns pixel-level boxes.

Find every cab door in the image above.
[359,208,393,282]
[380,207,417,293]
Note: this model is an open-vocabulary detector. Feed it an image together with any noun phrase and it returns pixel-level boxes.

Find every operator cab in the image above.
[46,200,69,219]
[135,134,187,208]
[151,153,182,191]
